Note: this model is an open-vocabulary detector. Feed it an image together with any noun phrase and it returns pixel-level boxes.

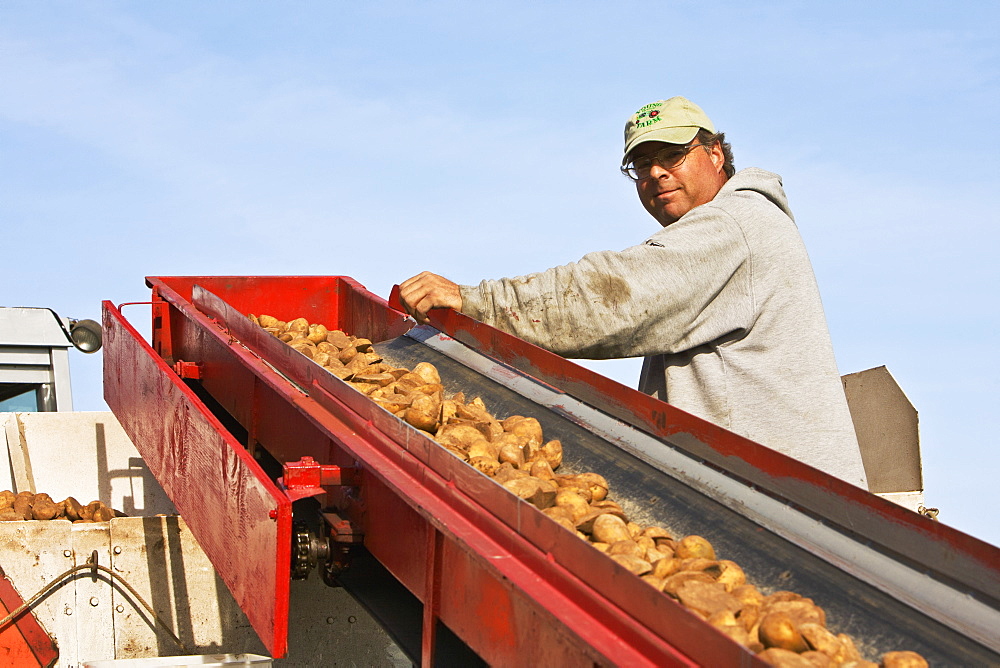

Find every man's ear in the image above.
[708,141,725,174]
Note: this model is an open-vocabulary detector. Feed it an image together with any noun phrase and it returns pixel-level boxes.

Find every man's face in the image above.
[631,140,727,226]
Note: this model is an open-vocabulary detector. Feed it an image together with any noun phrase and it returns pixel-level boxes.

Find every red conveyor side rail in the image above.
[103,301,293,658]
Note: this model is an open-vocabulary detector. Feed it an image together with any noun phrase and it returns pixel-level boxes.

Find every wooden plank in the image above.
[3,413,36,493]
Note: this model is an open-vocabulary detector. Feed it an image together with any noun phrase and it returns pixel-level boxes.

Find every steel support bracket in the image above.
[279,456,359,503]
[320,511,363,586]
[172,360,202,379]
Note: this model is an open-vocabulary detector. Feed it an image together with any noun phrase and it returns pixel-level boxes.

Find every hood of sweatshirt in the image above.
[719,167,794,222]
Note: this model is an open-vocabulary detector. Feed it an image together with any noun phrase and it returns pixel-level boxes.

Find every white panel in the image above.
[0,367,53,383]
[0,520,78,667]
[0,348,53,365]
[0,307,73,347]
[0,412,176,516]
[109,516,266,659]
[73,524,116,664]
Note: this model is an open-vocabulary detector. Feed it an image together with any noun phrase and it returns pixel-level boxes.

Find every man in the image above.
[399,96,868,488]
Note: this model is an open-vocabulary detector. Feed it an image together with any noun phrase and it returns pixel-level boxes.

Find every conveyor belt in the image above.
[375,330,1000,666]
[106,276,1000,665]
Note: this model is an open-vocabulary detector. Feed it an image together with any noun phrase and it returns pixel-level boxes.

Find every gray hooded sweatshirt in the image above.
[460,168,868,488]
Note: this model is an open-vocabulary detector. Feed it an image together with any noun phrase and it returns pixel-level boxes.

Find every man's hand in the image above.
[398,271,463,324]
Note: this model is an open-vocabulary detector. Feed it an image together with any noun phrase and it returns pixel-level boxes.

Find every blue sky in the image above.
[2,2,998,546]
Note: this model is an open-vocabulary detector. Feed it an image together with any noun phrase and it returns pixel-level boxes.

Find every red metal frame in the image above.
[103,276,760,666]
[102,275,1000,665]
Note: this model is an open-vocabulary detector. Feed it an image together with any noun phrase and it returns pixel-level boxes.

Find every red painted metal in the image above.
[109,276,724,666]
[105,275,997,665]
[102,301,293,658]
[172,360,202,379]
[0,567,58,667]
[281,457,357,502]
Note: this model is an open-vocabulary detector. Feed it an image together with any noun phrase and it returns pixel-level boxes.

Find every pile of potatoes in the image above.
[0,490,121,523]
[252,315,928,668]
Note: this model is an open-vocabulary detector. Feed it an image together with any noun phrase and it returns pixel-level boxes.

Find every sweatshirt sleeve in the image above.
[459,204,756,359]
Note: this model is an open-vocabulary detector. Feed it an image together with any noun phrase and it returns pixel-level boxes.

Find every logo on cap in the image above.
[636,109,662,129]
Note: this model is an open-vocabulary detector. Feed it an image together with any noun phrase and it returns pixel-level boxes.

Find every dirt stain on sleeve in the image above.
[584,271,631,309]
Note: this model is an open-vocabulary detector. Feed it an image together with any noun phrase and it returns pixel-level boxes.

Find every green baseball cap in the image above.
[622,97,716,164]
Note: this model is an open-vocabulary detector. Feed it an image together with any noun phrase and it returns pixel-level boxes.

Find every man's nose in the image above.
[647,161,671,179]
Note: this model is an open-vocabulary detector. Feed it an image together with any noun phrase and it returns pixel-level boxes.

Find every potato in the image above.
[716,560,747,592]
[539,439,563,469]
[412,362,441,385]
[758,612,809,653]
[257,314,279,328]
[610,554,652,576]
[307,324,329,344]
[766,599,826,628]
[502,416,544,445]
[286,317,309,332]
[835,633,862,663]
[337,346,359,365]
[326,329,353,348]
[709,616,750,646]
[493,464,530,485]
[733,584,764,608]
[756,648,815,668]
[607,540,644,558]
[554,489,591,522]
[498,443,526,469]
[32,498,61,520]
[93,504,115,522]
[529,458,555,480]
[662,570,716,598]
[328,366,354,380]
[542,506,575,523]
[675,535,716,560]
[0,508,23,522]
[289,340,316,358]
[63,497,85,522]
[575,506,629,534]
[81,500,104,521]
[353,372,396,387]
[799,623,848,663]
[642,525,672,542]
[651,556,682,579]
[799,651,833,668]
[495,431,529,452]
[590,513,632,544]
[572,473,609,502]
[502,477,556,509]
[0,490,15,510]
[404,404,440,433]
[881,651,929,668]
[13,492,34,520]
[467,440,499,460]
[469,456,501,476]
[675,579,742,618]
